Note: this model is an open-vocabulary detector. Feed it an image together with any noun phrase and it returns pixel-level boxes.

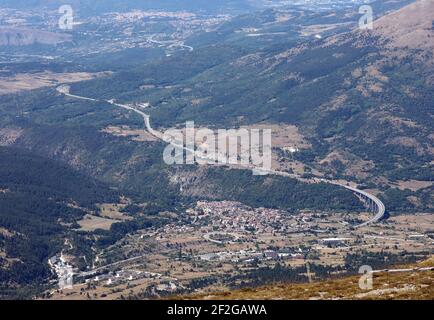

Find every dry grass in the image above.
[394,180,433,192]
[0,71,111,95]
[97,203,133,221]
[300,23,347,37]
[101,125,158,142]
[77,214,120,232]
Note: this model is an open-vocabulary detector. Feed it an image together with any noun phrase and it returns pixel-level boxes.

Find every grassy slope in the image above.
[178,257,434,300]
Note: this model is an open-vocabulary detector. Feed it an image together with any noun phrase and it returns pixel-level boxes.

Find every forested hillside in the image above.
[66,0,433,191]
[0,146,118,298]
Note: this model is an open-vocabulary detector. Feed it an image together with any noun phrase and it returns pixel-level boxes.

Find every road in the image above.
[256,169,386,227]
[371,266,434,274]
[335,183,386,227]
[79,253,152,278]
[56,86,386,229]
[148,35,194,52]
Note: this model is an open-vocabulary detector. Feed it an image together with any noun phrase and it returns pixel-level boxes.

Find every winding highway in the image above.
[334,183,386,228]
[56,85,386,228]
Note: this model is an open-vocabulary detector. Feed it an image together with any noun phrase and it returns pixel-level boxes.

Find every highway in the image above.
[251,168,386,227]
[334,183,386,228]
[56,86,386,228]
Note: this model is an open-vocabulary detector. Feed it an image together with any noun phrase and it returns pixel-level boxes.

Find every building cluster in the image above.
[192,201,288,234]
[84,269,181,290]
[198,248,304,263]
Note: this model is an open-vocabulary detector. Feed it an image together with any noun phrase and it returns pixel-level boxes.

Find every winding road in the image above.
[56,85,386,228]
[333,183,386,228]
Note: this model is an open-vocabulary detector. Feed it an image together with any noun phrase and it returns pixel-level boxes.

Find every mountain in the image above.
[0,0,432,299]
[0,0,260,15]
[67,0,433,198]
[373,0,434,52]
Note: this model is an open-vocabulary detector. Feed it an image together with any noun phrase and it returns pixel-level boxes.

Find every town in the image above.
[46,199,433,299]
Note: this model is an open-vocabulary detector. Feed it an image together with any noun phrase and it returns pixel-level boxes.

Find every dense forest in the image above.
[190,167,363,212]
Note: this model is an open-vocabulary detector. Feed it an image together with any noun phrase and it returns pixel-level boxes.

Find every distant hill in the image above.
[0,0,259,15]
